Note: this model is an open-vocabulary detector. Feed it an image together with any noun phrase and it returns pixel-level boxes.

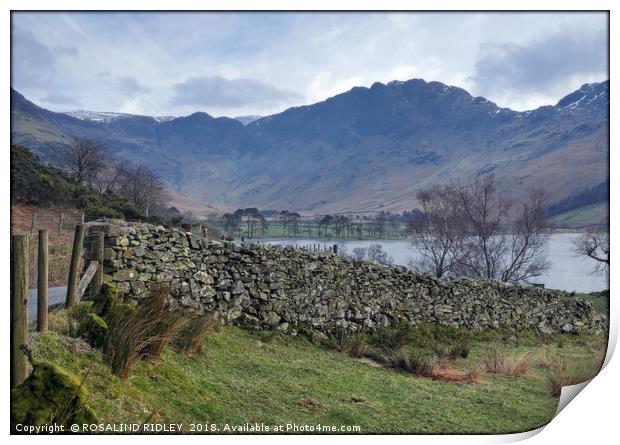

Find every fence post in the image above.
[88,232,104,299]
[37,230,48,332]
[57,212,64,235]
[80,212,85,224]
[30,212,37,234]
[66,224,85,308]
[11,235,29,388]
[333,244,338,255]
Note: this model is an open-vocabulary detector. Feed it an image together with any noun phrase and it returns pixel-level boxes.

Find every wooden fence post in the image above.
[80,212,85,224]
[30,212,37,234]
[37,230,48,332]
[88,232,104,299]
[11,235,29,388]
[65,224,85,308]
[57,213,64,235]
[333,244,338,255]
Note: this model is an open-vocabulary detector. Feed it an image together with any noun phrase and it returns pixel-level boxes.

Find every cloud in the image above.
[54,44,79,57]
[40,92,79,106]
[117,76,149,97]
[171,75,303,109]
[11,27,55,88]
[472,23,608,105]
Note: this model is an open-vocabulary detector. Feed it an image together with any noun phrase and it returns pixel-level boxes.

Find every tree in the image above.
[410,186,465,278]
[118,164,167,217]
[410,175,551,283]
[453,175,550,283]
[573,230,609,274]
[60,138,107,185]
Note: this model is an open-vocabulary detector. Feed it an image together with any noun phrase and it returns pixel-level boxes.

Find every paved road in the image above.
[27,287,67,319]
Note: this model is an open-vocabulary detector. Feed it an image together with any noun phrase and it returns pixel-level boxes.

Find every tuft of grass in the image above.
[339,332,368,358]
[173,314,220,355]
[433,340,470,360]
[481,346,530,377]
[545,349,606,397]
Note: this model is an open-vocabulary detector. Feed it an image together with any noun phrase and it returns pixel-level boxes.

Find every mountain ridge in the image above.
[10,78,609,223]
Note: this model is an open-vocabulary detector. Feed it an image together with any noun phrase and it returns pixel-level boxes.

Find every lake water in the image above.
[254,233,608,293]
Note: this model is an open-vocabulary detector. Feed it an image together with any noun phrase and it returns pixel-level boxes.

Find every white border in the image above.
[2,1,617,443]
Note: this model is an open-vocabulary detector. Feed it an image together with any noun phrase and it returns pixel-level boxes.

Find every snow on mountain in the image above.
[65,110,175,123]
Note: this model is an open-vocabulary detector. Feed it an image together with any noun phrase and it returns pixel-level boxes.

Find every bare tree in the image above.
[573,229,609,274]
[118,164,167,217]
[410,186,465,278]
[454,175,550,283]
[91,159,124,195]
[411,175,551,283]
[498,189,551,282]
[61,138,107,184]
[352,247,367,261]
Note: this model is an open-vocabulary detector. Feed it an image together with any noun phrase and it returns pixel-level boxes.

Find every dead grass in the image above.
[173,313,220,355]
[339,332,368,358]
[545,349,606,397]
[481,346,530,377]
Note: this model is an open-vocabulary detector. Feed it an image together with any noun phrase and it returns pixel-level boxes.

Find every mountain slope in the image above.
[10,80,609,221]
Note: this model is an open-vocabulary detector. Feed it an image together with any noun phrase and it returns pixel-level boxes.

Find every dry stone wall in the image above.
[85,220,606,336]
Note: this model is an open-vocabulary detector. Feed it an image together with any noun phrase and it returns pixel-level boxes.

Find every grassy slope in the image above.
[550,202,609,228]
[30,319,605,434]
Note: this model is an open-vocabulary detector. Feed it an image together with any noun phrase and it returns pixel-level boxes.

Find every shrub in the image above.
[173,314,220,355]
[339,333,368,358]
[481,346,530,377]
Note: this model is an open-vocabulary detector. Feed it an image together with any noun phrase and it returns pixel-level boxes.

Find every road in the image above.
[27,287,67,319]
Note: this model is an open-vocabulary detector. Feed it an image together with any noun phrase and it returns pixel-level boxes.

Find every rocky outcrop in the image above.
[85,220,606,336]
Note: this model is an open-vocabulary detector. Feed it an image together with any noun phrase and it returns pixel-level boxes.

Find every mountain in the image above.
[10,79,609,224]
[234,115,262,125]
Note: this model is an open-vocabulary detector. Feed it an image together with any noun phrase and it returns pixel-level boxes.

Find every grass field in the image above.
[28,309,606,434]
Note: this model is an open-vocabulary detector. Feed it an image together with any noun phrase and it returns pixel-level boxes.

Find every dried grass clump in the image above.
[104,286,185,379]
[481,346,530,377]
[339,332,368,358]
[545,350,606,397]
[433,339,470,360]
[370,350,481,384]
[173,313,220,355]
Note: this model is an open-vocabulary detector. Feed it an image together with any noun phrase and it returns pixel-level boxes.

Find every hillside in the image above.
[11,79,609,222]
[28,314,605,434]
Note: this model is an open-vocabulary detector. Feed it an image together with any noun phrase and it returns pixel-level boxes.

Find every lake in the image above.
[253,233,608,293]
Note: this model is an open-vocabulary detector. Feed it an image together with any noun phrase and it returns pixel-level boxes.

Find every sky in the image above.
[11,12,609,118]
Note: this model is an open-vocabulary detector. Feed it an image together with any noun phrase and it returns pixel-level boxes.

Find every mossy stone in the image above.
[78,314,109,348]
[93,282,119,317]
[11,360,97,431]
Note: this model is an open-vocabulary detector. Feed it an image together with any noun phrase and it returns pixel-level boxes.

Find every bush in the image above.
[481,346,530,377]
[173,314,220,355]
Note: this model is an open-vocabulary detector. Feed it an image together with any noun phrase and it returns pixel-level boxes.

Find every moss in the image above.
[11,360,97,431]
[78,314,109,348]
[93,282,119,317]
